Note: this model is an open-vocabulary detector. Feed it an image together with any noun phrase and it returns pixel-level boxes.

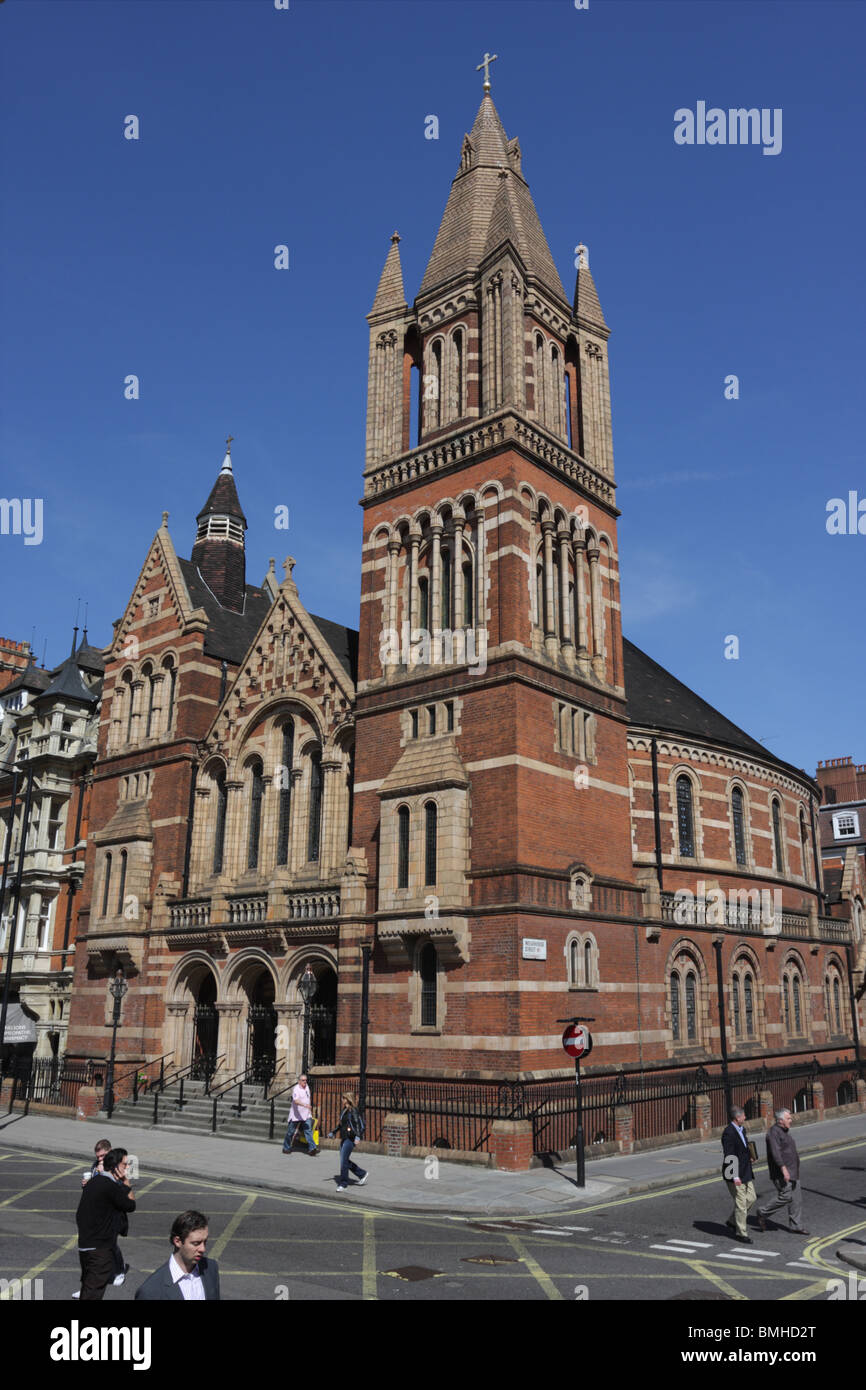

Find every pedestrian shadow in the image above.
[691,1219,748,1239]
[0,1113,25,1132]
[801,1185,866,1208]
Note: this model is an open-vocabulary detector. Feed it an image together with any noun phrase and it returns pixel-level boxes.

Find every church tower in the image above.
[351,70,635,1079]
[190,441,247,613]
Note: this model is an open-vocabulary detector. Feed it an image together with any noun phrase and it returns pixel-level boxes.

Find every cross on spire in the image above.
[226,435,234,454]
[476,51,498,93]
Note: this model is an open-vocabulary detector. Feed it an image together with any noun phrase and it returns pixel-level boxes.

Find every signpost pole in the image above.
[575,1052,585,1188]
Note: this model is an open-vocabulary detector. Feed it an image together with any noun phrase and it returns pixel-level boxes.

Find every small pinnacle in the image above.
[283,556,296,581]
[577,243,589,269]
[391,230,401,244]
[161,511,169,527]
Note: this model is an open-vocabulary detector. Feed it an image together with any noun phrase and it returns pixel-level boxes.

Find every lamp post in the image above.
[103,968,128,1117]
[298,965,317,1077]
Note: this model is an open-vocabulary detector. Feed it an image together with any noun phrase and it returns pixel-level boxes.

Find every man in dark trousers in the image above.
[75,1147,136,1300]
[757,1108,809,1234]
[721,1105,757,1243]
[135,1210,220,1301]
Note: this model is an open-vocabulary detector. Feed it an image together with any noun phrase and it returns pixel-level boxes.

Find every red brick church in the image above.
[62,83,865,1140]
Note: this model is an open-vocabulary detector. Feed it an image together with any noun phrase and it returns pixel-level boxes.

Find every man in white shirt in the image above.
[281,1073,320,1155]
[135,1210,220,1301]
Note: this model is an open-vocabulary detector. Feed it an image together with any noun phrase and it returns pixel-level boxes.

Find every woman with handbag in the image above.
[328,1092,368,1192]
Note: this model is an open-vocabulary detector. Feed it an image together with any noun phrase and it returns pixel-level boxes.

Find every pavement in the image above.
[0,1107,863,1218]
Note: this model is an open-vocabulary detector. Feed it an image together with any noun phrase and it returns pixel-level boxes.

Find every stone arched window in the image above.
[397,805,410,889]
[732,971,742,1037]
[418,574,429,631]
[566,930,599,988]
[676,776,695,858]
[825,962,847,1036]
[535,335,546,425]
[116,849,128,916]
[428,338,443,430]
[122,672,135,744]
[799,808,810,881]
[782,960,806,1039]
[424,801,438,886]
[731,785,747,866]
[101,852,113,917]
[307,749,323,863]
[213,768,228,875]
[451,327,465,420]
[163,656,177,734]
[276,719,294,866]
[743,971,755,1038]
[247,761,264,871]
[772,798,785,872]
[142,663,156,739]
[669,946,704,1047]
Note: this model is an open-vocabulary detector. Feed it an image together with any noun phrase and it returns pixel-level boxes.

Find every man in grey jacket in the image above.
[756,1109,809,1234]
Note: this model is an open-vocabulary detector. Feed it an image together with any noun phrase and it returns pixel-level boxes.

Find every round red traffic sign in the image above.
[562,1024,593,1059]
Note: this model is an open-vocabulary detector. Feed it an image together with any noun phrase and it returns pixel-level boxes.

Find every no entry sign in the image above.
[562,1023,593,1059]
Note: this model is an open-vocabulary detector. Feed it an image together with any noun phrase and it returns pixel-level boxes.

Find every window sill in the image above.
[411,1027,442,1036]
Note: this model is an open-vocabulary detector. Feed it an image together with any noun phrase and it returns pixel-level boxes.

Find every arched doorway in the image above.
[310,966,337,1066]
[191,973,219,1080]
[246,970,277,1084]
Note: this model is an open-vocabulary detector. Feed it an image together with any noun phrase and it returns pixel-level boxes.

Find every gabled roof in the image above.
[309,614,358,684]
[1,664,52,698]
[624,638,809,782]
[418,94,567,305]
[177,558,272,666]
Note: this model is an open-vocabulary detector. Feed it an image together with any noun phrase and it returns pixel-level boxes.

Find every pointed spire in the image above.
[573,242,608,333]
[70,625,79,657]
[191,441,248,613]
[419,91,567,305]
[369,232,407,318]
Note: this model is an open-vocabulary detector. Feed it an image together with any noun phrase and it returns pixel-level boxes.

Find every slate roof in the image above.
[309,614,358,684]
[418,94,568,306]
[177,558,272,666]
[623,638,808,781]
[38,654,99,705]
[74,640,106,675]
[574,262,608,333]
[1,663,52,698]
[195,458,247,525]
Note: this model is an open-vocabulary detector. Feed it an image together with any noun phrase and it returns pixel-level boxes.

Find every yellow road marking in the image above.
[0,1164,79,1208]
[0,1236,78,1299]
[504,1232,564,1300]
[686,1258,748,1300]
[362,1212,377,1300]
[209,1192,256,1262]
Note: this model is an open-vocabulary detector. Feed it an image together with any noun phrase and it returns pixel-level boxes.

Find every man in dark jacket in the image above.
[721,1106,757,1243]
[75,1148,136,1300]
[757,1109,809,1234]
[135,1210,220,1301]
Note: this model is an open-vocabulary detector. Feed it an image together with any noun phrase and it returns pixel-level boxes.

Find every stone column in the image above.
[475,508,486,644]
[166,1002,191,1071]
[558,529,574,663]
[408,531,420,663]
[430,523,443,639]
[289,768,305,871]
[319,759,342,877]
[452,516,465,631]
[24,891,41,951]
[574,536,590,674]
[587,544,604,677]
[490,1118,533,1171]
[387,540,400,652]
[614,1104,634,1154]
[695,1093,712,1139]
[215,1002,244,1079]
[542,522,557,659]
[223,781,245,879]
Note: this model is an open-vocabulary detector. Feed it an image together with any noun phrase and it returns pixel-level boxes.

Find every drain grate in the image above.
[382,1266,442,1282]
[462,1254,519,1266]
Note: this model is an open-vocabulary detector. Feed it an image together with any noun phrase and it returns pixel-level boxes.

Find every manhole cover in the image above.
[462,1254,518,1265]
[382,1266,442,1282]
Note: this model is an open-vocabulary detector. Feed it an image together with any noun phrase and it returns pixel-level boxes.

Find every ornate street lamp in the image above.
[297,965,317,1076]
[103,968,128,1117]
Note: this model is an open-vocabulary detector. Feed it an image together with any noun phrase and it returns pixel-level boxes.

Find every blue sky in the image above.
[1,0,863,777]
